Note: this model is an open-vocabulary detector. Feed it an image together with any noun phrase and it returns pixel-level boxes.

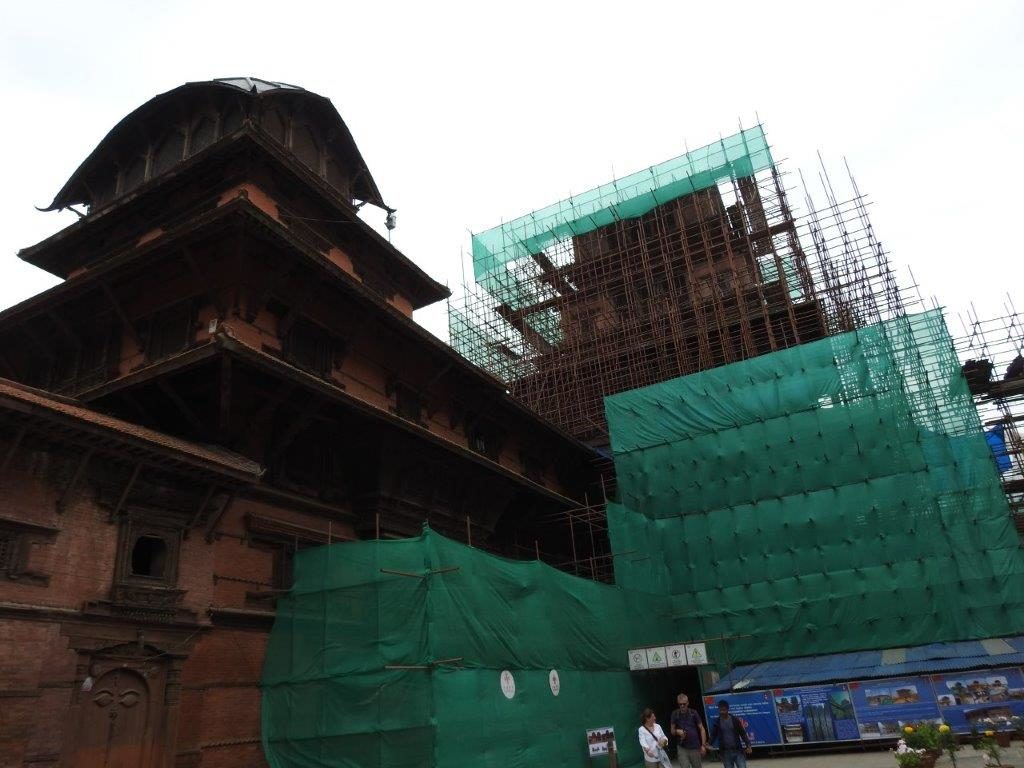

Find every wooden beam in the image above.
[495,304,556,355]
[266,399,321,475]
[77,343,217,402]
[233,226,245,314]
[205,490,238,542]
[183,248,228,319]
[108,462,142,522]
[248,261,297,322]
[242,487,354,521]
[101,283,143,351]
[20,322,54,361]
[187,484,216,537]
[57,449,94,514]
[156,379,207,437]
[218,356,232,442]
[232,382,294,448]
[47,310,81,348]
[530,250,576,296]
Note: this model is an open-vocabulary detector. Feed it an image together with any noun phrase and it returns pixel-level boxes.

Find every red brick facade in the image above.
[0,78,598,766]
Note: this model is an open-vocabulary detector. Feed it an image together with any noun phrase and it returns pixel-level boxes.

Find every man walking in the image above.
[669,693,707,767]
[708,700,752,768]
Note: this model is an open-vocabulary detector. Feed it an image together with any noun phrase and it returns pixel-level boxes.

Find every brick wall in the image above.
[0,619,74,766]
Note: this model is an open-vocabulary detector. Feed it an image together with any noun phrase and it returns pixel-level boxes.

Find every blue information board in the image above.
[771,684,860,743]
[704,666,1024,747]
[703,690,782,747]
[932,667,1024,733]
[847,676,942,739]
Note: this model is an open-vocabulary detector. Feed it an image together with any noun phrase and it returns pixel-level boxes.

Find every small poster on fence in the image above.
[586,726,615,757]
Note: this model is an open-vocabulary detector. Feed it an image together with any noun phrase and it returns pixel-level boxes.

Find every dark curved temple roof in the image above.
[45,76,387,212]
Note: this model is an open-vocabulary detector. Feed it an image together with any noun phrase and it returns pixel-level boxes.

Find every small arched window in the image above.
[130,535,167,578]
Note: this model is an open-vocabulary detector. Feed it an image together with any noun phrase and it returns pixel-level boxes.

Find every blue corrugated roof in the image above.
[708,636,1024,693]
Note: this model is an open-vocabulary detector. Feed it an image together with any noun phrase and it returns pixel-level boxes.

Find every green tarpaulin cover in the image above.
[606,309,1024,662]
[262,529,676,768]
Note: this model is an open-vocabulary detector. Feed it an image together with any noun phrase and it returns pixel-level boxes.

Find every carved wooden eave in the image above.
[82,589,199,625]
[21,126,448,309]
[2,194,600,479]
[0,382,262,485]
[212,331,579,507]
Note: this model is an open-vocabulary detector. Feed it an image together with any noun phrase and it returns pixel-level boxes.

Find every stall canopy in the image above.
[709,636,1024,693]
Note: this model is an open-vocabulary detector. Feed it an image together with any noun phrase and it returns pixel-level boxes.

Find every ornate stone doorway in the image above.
[63,642,179,768]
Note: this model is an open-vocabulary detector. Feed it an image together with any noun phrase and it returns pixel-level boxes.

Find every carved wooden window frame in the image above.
[0,518,56,586]
[466,414,504,461]
[141,299,198,363]
[115,519,182,589]
[387,380,427,427]
[281,316,340,379]
[244,514,333,598]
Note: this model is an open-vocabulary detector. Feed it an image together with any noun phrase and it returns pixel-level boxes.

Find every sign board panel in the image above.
[685,643,708,666]
[500,670,516,699]
[847,676,941,739]
[772,684,860,744]
[587,726,615,757]
[646,647,668,668]
[666,644,687,667]
[628,649,648,671]
[704,690,783,746]
[549,670,561,696]
[931,667,1024,733]
[701,666,1024,747]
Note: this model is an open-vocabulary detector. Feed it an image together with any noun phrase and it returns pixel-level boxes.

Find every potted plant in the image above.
[903,723,944,767]
[894,739,927,768]
[980,717,1015,747]
[979,731,1015,767]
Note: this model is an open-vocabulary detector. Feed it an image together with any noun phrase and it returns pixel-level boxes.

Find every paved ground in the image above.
[728,740,1024,766]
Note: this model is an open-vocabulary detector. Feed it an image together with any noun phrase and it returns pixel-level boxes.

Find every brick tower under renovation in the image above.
[451,127,903,449]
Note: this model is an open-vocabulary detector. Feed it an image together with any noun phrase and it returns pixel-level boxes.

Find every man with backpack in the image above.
[670,693,708,767]
[708,700,753,768]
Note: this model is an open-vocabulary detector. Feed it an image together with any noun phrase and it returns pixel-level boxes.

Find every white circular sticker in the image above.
[500,670,516,699]
[549,669,561,696]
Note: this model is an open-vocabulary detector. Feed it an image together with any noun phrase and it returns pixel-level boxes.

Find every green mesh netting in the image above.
[470,127,772,303]
[261,529,675,768]
[605,309,1024,663]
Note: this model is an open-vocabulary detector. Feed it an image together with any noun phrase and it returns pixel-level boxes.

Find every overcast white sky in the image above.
[2,1,1021,345]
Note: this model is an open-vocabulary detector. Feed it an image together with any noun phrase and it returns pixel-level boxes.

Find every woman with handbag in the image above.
[638,708,672,768]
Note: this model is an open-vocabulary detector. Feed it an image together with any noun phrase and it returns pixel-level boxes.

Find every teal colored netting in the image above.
[261,529,676,768]
[605,309,1024,663]
[471,127,773,303]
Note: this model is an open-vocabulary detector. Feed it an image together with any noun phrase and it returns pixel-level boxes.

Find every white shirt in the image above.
[638,723,671,766]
